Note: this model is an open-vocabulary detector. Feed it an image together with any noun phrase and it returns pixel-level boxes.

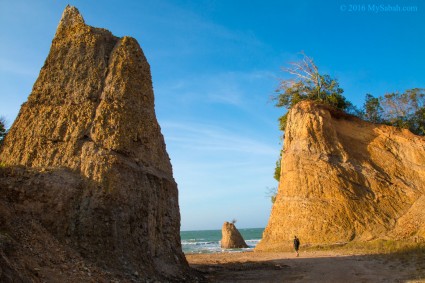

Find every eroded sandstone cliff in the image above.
[256,101,425,251]
[0,6,194,282]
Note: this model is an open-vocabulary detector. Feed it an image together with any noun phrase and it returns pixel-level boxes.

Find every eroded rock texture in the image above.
[256,101,425,251]
[221,222,248,249]
[0,6,193,282]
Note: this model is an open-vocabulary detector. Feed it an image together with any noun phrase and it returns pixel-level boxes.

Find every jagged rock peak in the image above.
[0,5,195,282]
[57,5,85,29]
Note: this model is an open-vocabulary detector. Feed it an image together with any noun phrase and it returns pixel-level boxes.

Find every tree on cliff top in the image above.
[271,53,355,182]
[363,88,425,136]
[363,94,383,123]
[272,52,355,131]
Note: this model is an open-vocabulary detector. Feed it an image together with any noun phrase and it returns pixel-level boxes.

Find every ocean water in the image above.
[181,227,264,254]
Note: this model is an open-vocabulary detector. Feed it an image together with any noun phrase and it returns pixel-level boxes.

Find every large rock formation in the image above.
[0,6,195,282]
[256,101,425,251]
[221,222,249,249]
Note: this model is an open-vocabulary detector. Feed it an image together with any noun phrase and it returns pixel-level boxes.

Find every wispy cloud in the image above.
[162,120,279,230]
[156,70,278,108]
[162,121,278,156]
[138,1,265,58]
[205,71,278,107]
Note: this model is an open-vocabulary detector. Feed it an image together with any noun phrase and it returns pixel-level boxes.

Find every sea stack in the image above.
[0,6,193,281]
[256,101,425,251]
[221,222,249,249]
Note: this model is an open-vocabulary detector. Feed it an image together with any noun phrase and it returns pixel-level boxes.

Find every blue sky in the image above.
[0,0,424,231]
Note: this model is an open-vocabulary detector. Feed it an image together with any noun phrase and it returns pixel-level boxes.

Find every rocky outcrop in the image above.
[256,101,425,251]
[0,6,195,282]
[221,222,249,249]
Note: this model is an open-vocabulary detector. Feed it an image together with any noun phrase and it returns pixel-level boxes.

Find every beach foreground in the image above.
[186,250,425,282]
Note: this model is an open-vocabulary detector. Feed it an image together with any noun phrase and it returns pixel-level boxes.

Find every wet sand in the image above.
[186,250,425,282]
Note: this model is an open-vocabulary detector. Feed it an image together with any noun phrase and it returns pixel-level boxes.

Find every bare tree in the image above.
[265,187,278,204]
[280,52,323,100]
[273,52,352,133]
[274,52,349,113]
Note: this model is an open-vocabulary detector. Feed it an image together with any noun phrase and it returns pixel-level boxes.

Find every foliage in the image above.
[278,114,288,132]
[274,159,281,182]
[0,117,7,146]
[362,88,425,136]
[265,187,278,204]
[273,150,283,182]
[273,52,354,131]
[363,94,383,123]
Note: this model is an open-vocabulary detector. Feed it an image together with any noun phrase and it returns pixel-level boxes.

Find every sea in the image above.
[181,227,264,254]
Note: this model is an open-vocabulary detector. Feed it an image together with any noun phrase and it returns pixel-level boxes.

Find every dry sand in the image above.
[186,250,425,282]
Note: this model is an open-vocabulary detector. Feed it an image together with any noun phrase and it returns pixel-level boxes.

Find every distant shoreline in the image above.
[181,228,264,254]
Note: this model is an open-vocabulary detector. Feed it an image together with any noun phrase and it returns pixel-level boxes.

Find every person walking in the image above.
[294,236,300,257]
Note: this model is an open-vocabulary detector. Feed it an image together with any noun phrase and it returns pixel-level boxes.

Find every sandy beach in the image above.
[186,250,425,282]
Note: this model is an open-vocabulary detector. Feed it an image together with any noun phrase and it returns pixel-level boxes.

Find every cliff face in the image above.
[256,101,425,251]
[221,222,249,249]
[0,6,191,281]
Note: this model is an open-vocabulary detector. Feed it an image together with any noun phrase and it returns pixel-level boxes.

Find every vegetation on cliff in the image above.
[363,89,425,136]
[271,53,424,184]
[273,53,425,136]
[272,52,356,132]
[257,100,425,251]
[0,117,6,146]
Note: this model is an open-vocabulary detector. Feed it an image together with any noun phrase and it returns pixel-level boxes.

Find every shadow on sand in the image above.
[189,251,425,283]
